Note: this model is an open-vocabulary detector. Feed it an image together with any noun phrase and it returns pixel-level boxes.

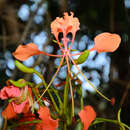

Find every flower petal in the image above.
[51,12,80,39]
[13,43,41,61]
[111,97,115,106]
[37,106,58,130]
[2,103,17,119]
[0,86,20,99]
[12,98,29,113]
[78,105,96,130]
[90,32,121,53]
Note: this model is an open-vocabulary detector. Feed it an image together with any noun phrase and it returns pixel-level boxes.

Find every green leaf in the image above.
[74,50,89,64]
[15,60,34,73]
[7,79,34,88]
[8,79,26,88]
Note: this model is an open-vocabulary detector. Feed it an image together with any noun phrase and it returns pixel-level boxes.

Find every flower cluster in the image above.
[0,12,122,130]
[0,85,30,119]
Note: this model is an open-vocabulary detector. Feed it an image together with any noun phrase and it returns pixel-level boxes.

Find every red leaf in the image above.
[78,105,96,130]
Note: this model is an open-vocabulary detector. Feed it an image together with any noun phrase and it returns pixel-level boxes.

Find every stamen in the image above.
[69,55,111,102]
[39,51,63,57]
[37,56,65,103]
[69,33,75,51]
[71,52,83,56]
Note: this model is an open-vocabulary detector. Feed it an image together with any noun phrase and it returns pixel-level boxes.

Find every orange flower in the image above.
[2,103,17,119]
[1,101,30,120]
[36,106,58,130]
[51,12,80,50]
[0,85,31,119]
[90,32,121,53]
[78,105,96,130]
[51,12,80,38]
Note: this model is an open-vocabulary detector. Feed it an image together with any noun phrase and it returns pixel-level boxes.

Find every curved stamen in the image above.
[39,51,63,57]
[69,55,111,102]
[37,56,65,103]
[56,37,64,51]
[71,52,83,56]
[69,34,75,51]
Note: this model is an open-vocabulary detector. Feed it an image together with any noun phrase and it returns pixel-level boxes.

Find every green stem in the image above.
[79,86,84,110]
[35,82,63,108]
[64,123,67,130]
[63,73,70,127]
[117,109,126,130]
[2,118,7,130]
[52,88,63,107]
[63,73,69,115]
[69,77,74,121]
[34,70,59,113]
[8,120,41,129]
[32,88,44,106]
[65,55,74,123]
[93,118,130,130]
[35,82,44,88]
[34,57,64,106]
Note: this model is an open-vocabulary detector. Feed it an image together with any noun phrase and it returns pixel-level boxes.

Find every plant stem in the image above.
[64,123,67,130]
[8,120,41,129]
[93,118,130,130]
[79,86,84,110]
[32,88,44,106]
[52,88,63,108]
[2,118,7,130]
[35,57,64,103]
[63,73,69,115]
[34,70,59,113]
[69,78,74,117]
[66,56,74,118]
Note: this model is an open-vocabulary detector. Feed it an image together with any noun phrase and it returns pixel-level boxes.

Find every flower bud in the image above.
[15,60,34,73]
[74,50,89,64]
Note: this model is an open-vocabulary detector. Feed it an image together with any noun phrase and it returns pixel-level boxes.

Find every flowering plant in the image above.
[0,12,129,130]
